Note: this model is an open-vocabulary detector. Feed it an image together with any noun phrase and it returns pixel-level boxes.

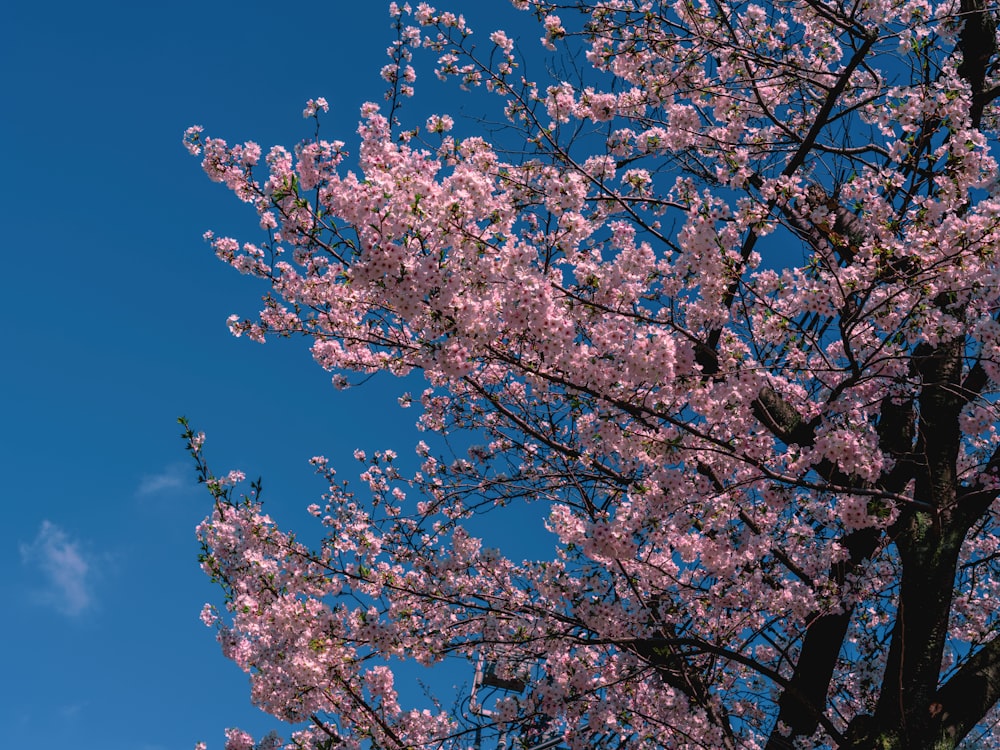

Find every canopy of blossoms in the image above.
[185,1,1000,748]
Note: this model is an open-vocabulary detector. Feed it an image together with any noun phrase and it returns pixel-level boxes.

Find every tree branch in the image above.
[933,635,1000,746]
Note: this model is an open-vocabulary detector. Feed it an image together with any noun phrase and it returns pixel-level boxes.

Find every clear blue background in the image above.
[3,2,541,748]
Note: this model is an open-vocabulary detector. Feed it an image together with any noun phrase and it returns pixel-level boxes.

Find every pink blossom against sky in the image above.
[3,2,531,748]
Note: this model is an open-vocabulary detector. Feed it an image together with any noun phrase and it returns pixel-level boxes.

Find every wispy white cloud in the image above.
[57,702,85,720]
[19,521,93,616]
[135,463,190,497]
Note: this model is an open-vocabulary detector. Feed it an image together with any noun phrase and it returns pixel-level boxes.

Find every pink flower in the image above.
[223,729,254,750]
[426,114,454,133]
[199,603,218,627]
[183,125,204,155]
[302,97,329,118]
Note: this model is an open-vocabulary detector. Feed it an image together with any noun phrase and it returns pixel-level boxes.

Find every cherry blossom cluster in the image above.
[187,1,1000,748]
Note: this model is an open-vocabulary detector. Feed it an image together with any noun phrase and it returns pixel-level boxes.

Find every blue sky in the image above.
[3,2,543,749]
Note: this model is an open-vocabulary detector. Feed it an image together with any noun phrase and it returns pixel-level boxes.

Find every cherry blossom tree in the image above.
[184,1,1000,748]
